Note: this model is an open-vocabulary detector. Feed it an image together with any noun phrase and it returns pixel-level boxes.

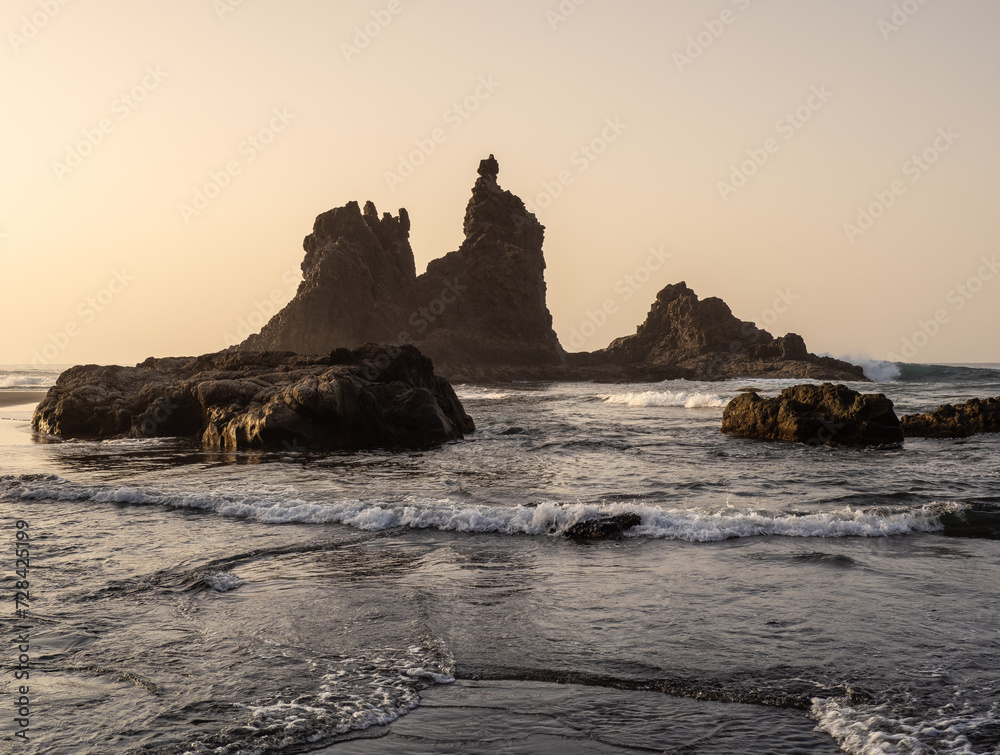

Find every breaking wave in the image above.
[835,355,903,383]
[0,374,54,389]
[812,696,998,755]
[1,474,970,542]
[600,390,727,409]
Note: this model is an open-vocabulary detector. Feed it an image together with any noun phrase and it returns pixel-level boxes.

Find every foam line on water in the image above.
[812,696,996,755]
[0,474,961,542]
[184,639,456,753]
[0,375,53,389]
[600,390,727,408]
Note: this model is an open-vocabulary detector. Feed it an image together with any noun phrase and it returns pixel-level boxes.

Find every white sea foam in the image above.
[456,388,511,401]
[812,697,994,755]
[0,375,52,389]
[830,355,902,383]
[0,474,959,541]
[240,639,454,742]
[600,390,727,409]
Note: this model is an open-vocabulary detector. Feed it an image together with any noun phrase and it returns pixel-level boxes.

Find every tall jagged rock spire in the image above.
[417,156,563,370]
[240,155,564,376]
[238,154,864,382]
[478,154,499,180]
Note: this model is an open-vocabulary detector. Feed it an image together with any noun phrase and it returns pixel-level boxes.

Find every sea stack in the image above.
[239,155,865,383]
[241,155,564,379]
[583,282,866,381]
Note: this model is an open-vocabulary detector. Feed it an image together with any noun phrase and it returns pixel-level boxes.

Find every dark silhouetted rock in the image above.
[901,397,1000,438]
[241,155,563,378]
[247,201,415,356]
[564,513,642,540]
[237,156,864,384]
[590,283,865,382]
[32,345,474,451]
[938,504,1000,539]
[721,383,903,446]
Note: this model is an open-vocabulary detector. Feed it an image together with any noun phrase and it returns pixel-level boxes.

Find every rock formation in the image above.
[721,383,903,446]
[564,513,642,540]
[241,155,564,378]
[32,345,474,451]
[571,282,865,381]
[901,397,1000,438]
[239,155,864,383]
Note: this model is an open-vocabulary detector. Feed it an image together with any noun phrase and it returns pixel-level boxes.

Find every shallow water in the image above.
[1,364,998,754]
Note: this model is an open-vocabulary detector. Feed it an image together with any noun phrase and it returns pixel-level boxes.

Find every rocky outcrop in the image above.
[721,383,903,446]
[241,156,563,378]
[239,155,864,383]
[564,514,642,540]
[407,156,564,375]
[575,283,864,382]
[901,397,1000,438]
[243,201,416,355]
[32,345,474,451]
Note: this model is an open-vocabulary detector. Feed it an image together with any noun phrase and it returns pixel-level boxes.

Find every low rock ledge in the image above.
[901,397,1000,438]
[721,383,903,447]
[32,344,474,451]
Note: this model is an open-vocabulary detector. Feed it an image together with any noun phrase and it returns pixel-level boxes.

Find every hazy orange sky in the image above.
[2,0,998,367]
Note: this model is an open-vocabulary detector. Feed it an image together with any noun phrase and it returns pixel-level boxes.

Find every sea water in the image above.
[0,363,998,754]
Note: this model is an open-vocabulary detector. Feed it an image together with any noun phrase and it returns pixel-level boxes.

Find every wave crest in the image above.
[832,355,902,383]
[0,475,963,542]
[812,696,995,755]
[601,390,727,409]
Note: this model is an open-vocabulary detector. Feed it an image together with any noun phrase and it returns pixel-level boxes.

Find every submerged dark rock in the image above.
[721,383,903,446]
[564,513,642,540]
[238,155,864,383]
[938,504,1000,539]
[32,344,474,451]
[901,397,1000,438]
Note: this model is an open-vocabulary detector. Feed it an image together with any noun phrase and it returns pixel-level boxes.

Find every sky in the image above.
[2,0,998,368]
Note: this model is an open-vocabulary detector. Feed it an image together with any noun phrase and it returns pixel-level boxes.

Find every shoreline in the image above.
[0,391,47,408]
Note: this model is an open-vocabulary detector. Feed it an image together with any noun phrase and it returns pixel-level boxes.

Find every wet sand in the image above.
[0,391,47,408]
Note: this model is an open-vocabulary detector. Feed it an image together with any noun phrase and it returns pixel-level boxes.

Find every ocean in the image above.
[1,362,998,754]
